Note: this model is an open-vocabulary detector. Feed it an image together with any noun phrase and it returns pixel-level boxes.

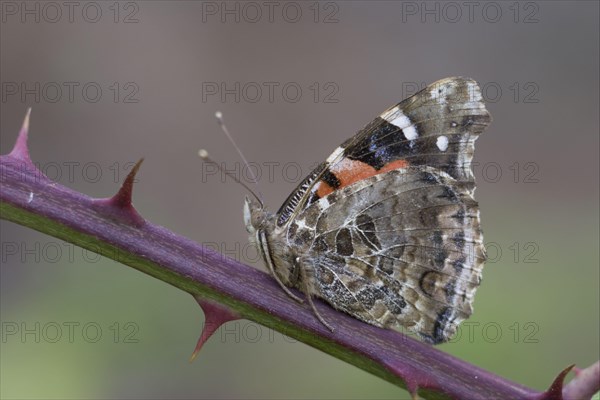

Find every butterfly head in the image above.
[243,196,298,287]
[243,196,268,235]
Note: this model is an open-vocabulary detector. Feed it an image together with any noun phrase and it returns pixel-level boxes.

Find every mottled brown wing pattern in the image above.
[287,167,485,343]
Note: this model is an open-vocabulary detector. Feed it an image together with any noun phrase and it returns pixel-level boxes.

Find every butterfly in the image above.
[243,77,491,343]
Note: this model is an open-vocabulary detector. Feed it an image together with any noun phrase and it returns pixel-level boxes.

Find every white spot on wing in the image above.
[437,136,449,152]
[295,218,308,231]
[403,125,418,140]
[326,146,344,163]
[381,108,419,140]
[330,157,354,173]
[317,194,330,209]
[389,113,412,130]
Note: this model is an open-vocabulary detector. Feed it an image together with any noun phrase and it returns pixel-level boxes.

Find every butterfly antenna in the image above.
[198,149,264,207]
[214,111,264,203]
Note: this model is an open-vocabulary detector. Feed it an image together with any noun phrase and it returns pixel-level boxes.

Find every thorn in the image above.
[406,380,420,400]
[9,108,32,162]
[541,364,575,400]
[190,296,240,362]
[563,361,600,400]
[112,158,144,208]
[93,158,145,226]
[384,362,429,400]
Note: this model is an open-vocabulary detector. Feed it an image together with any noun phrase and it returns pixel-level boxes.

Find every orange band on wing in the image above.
[316,158,409,198]
[379,159,410,173]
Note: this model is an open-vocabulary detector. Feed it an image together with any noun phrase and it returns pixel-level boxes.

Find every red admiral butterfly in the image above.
[227,77,489,343]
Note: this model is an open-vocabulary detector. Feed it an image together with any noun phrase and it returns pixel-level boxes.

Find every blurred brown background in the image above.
[1,1,598,399]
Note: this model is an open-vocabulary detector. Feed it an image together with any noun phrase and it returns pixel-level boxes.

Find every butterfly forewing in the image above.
[276,77,491,227]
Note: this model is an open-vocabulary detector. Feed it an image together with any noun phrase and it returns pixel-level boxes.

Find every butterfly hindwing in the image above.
[287,166,485,343]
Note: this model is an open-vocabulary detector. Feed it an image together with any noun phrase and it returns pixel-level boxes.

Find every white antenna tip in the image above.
[198,149,209,159]
[22,107,32,131]
[215,111,223,120]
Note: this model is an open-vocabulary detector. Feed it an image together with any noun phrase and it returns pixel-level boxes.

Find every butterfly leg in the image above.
[296,258,335,332]
[285,288,304,304]
[305,289,335,332]
[262,240,304,304]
